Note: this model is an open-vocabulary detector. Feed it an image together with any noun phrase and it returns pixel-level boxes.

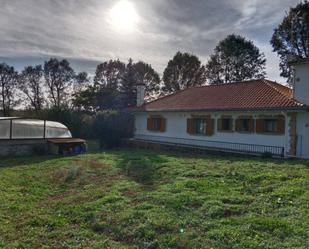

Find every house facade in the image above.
[132,60,309,159]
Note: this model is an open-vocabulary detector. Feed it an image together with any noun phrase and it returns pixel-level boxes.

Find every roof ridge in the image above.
[189,79,264,89]
[262,79,289,96]
[262,79,303,106]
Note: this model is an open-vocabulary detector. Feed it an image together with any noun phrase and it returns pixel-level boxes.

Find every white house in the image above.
[132,59,309,159]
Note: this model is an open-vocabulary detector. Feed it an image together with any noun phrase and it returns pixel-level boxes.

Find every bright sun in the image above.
[108,0,139,33]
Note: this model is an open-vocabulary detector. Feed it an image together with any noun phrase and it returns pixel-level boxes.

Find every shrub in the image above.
[93,110,134,149]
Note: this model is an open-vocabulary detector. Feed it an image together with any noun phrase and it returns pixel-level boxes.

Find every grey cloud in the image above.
[0,0,299,81]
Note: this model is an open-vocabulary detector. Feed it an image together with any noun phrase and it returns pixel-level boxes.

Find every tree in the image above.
[206,34,266,84]
[162,52,206,93]
[94,60,125,89]
[72,85,121,111]
[19,65,44,113]
[133,61,160,99]
[43,58,75,109]
[120,59,137,107]
[73,59,161,110]
[73,71,89,94]
[0,63,18,116]
[271,1,309,81]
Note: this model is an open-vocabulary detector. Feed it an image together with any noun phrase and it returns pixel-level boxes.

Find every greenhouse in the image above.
[0,117,87,156]
[0,117,72,140]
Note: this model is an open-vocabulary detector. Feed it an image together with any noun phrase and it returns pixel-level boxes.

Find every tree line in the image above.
[0,1,308,116]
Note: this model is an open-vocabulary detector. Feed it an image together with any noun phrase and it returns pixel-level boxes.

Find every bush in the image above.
[93,110,134,149]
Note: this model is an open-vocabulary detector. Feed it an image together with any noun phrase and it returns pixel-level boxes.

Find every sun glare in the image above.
[108,0,139,33]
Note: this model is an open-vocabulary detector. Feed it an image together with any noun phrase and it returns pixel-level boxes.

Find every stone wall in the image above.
[287,113,297,157]
[0,140,48,157]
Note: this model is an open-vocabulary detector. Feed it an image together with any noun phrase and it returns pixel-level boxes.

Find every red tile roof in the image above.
[137,80,304,112]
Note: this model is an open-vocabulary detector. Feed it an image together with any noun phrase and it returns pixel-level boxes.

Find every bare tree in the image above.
[19,65,44,113]
[43,58,75,109]
[0,63,18,116]
[94,60,125,89]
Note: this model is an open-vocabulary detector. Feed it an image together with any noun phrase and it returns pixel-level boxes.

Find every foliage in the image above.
[73,59,161,110]
[43,58,76,109]
[0,63,18,116]
[93,110,134,148]
[0,149,308,248]
[73,71,90,93]
[19,65,44,112]
[206,34,266,84]
[72,85,121,111]
[162,52,206,92]
[271,1,309,81]
[133,61,161,99]
[120,59,138,107]
[94,59,125,89]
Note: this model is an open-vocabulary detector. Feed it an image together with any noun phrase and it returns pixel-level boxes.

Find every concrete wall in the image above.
[134,111,296,156]
[0,140,47,157]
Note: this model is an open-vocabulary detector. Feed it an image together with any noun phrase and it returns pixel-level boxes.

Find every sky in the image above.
[0,0,300,83]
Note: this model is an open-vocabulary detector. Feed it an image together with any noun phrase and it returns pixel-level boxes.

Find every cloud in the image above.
[0,0,298,81]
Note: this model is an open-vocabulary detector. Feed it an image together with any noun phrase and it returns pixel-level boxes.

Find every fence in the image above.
[134,134,285,157]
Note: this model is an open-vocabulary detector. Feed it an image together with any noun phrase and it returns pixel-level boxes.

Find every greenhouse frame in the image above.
[0,117,72,140]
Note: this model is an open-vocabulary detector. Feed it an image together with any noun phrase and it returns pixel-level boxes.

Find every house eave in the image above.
[132,106,309,114]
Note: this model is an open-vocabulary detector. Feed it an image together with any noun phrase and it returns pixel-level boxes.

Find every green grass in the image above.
[0,147,309,248]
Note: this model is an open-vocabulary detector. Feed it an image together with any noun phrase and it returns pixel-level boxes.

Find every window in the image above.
[152,118,162,131]
[256,117,285,135]
[147,116,166,132]
[187,117,214,136]
[236,118,253,132]
[264,119,277,133]
[194,118,207,135]
[221,118,233,131]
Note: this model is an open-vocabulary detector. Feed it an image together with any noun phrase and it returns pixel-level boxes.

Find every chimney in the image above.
[136,83,145,107]
[289,58,309,106]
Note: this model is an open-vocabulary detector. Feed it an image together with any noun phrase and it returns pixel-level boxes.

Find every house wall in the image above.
[134,111,296,156]
[293,63,309,106]
[296,112,309,159]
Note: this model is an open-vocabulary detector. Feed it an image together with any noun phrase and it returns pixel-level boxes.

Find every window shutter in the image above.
[160,118,166,132]
[256,119,264,133]
[147,118,152,131]
[206,119,215,136]
[277,118,285,134]
[249,119,254,133]
[235,119,241,132]
[187,118,194,134]
[217,119,222,131]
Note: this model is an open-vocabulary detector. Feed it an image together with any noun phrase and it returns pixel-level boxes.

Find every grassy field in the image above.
[0,147,309,249]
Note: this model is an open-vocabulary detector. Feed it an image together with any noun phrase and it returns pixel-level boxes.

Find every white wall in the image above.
[296,112,309,159]
[134,111,290,155]
[293,63,309,106]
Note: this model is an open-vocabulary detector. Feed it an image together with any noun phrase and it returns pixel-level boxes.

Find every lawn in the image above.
[0,147,309,249]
